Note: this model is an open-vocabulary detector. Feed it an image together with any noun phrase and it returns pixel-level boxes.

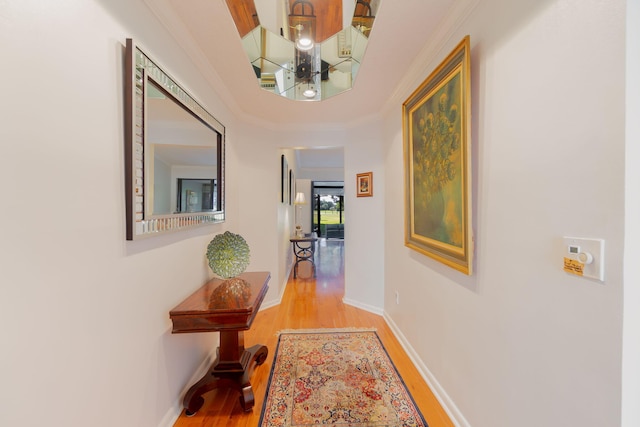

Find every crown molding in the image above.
[143,0,246,118]
[382,0,482,117]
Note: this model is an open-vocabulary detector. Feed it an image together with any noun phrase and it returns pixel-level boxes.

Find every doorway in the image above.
[312,181,344,239]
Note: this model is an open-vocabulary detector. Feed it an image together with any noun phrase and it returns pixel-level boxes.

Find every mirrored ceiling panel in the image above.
[225,0,379,101]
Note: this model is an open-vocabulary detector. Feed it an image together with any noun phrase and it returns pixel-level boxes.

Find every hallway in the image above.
[173,239,453,426]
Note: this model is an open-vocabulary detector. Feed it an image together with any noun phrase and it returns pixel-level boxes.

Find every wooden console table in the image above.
[169,271,270,414]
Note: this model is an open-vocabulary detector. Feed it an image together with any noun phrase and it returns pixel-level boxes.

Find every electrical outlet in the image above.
[395,291,400,305]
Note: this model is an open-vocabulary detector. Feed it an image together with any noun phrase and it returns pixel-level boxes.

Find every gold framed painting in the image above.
[402,36,473,275]
[356,172,373,197]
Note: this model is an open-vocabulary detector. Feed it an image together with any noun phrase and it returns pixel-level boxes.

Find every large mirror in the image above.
[125,39,225,240]
[225,0,379,101]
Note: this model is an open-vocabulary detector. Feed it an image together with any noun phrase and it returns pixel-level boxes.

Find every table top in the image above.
[169,271,270,333]
[290,232,318,242]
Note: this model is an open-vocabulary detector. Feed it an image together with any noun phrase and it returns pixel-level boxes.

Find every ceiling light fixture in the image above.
[303,86,317,98]
[289,0,316,52]
[295,35,314,51]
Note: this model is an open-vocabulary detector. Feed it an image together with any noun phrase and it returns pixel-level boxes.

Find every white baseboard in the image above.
[159,350,218,427]
[343,297,384,316]
[260,298,279,311]
[260,268,290,310]
[383,311,471,427]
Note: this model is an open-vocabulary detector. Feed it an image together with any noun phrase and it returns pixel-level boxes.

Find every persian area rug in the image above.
[258,329,428,427]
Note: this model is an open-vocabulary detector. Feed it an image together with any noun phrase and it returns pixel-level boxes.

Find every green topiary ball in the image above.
[206,231,251,279]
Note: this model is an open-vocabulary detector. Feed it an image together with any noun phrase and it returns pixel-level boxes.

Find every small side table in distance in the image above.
[290,233,318,278]
[169,271,270,414]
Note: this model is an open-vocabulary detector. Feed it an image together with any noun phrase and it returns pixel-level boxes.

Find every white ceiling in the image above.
[146,0,458,128]
[296,147,344,169]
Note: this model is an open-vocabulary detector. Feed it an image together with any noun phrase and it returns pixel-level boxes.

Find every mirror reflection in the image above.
[146,80,220,216]
[225,0,379,101]
[177,179,217,212]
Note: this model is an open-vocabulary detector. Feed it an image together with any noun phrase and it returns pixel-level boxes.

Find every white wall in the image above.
[225,125,296,305]
[343,124,386,313]
[153,157,172,213]
[297,166,344,181]
[622,0,640,424]
[383,0,625,426]
[0,1,240,426]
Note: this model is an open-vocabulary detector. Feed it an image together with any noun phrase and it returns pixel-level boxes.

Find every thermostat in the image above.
[562,237,605,282]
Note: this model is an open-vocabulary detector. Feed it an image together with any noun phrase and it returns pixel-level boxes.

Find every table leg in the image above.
[238,344,269,410]
[182,333,268,415]
[292,241,316,279]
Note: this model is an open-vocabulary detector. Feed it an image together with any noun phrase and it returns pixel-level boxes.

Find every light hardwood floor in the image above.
[173,239,454,427]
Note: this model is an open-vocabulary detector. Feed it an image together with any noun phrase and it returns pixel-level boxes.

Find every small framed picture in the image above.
[356,172,373,197]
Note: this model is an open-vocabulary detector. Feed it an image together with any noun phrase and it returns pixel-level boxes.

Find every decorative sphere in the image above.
[206,231,250,279]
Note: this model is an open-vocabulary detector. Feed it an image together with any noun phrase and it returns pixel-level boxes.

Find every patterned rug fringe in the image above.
[276,327,377,336]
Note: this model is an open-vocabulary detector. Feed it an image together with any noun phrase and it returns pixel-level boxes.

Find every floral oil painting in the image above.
[403,36,473,274]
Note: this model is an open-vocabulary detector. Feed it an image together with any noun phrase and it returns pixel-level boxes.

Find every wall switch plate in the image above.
[562,237,605,282]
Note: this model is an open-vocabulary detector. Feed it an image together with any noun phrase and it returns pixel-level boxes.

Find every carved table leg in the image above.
[182,339,268,415]
[182,367,221,416]
[237,344,269,411]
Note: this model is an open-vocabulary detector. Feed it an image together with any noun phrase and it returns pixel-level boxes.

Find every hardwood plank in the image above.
[226,0,343,42]
[225,0,259,38]
[173,239,454,427]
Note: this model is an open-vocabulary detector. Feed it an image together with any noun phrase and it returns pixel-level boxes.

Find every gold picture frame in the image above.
[356,172,373,197]
[402,36,473,275]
